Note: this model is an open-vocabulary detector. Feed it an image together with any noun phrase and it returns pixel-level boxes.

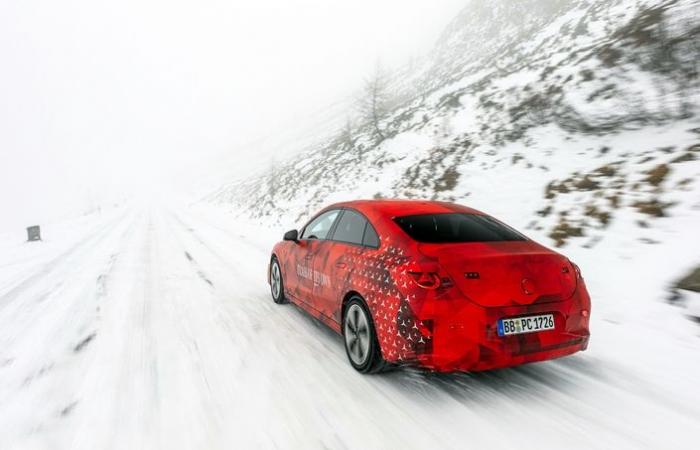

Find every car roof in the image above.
[327,199,485,218]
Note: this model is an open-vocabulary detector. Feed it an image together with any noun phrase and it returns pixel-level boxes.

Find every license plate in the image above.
[497,314,555,336]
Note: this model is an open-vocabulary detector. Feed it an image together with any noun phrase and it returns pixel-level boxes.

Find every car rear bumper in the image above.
[415,333,589,372]
[388,289,591,372]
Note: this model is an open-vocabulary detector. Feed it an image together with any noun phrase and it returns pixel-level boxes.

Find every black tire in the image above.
[342,296,387,374]
[270,257,288,304]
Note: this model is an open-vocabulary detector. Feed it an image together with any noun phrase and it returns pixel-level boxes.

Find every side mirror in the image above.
[283,229,299,242]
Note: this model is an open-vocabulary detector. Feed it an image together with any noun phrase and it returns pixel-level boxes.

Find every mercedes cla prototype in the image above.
[268,200,591,373]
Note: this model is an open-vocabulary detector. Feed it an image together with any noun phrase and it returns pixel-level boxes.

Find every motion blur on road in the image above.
[1,0,699,449]
[0,204,698,449]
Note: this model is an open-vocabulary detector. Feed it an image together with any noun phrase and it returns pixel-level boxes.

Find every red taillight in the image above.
[408,272,440,289]
[408,272,453,290]
[559,260,579,299]
[568,260,583,279]
[573,263,583,279]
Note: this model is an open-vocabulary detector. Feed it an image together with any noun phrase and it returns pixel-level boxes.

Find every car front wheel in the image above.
[270,258,287,304]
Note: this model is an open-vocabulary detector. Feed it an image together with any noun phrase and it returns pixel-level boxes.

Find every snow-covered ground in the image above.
[686,291,700,319]
[1,202,699,450]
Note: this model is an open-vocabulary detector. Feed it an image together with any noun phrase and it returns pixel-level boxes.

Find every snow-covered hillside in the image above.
[209,0,700,308]
[211,0,699,232]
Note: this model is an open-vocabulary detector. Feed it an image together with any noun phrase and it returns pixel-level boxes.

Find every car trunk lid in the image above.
[418,241,577,307]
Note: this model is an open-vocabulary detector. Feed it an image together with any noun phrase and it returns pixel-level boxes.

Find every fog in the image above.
[0,0,466,232]
[2,2,699,448]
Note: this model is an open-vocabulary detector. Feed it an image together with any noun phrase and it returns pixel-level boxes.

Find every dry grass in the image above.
[435,166,460,192]
[676,178,693,188]
[644,164,670,187]
[584,204,612,226]
[548,218,584,247]
[544,181,570,199]
[670,152,695,164]
[594,164,617,177]
[632,198,673,217]
[676,266,700,293]
[536,205,553,217]
[574,175,600,191]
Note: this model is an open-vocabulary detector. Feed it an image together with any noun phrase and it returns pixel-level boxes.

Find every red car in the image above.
[268,200,591,373]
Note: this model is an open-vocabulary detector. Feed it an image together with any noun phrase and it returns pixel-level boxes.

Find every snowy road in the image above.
[1,206,699,450]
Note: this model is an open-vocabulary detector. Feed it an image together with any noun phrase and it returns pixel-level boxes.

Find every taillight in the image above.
[560,259,579,298]
[408,272,453,290]
[569,260,583,279]
[408,272,440,289]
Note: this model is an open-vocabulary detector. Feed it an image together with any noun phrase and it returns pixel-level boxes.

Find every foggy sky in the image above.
[0,0,467,232]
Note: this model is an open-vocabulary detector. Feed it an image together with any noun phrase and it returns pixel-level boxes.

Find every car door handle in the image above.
[335,262,347,269]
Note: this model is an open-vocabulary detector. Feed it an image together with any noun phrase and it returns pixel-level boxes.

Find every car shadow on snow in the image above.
[278,298,604,406]
[379,355,603,407]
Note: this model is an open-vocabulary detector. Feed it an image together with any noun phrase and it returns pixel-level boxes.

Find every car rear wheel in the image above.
[343,296,386,373]
[270,258,287,304]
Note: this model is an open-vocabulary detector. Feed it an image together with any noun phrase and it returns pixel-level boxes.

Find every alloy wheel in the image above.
[344,303,371,366]
[271,261,282,299]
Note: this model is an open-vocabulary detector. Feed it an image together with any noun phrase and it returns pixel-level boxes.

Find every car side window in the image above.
[331,209,367,245]
[300,210,340,240]
[362,222,379,248]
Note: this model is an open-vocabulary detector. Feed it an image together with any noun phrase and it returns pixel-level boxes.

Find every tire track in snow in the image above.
[0,211,139,448]
[69,210,235,450]
[0,210,132,313]
[65,211,168,450]
[183,251,214,287]
[170,211,269,255]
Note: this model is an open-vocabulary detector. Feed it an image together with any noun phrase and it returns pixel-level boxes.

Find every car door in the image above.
[289,209,341,304]
[313,209,376,323]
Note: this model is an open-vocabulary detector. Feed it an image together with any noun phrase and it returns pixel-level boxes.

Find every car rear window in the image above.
[394,213,526,243]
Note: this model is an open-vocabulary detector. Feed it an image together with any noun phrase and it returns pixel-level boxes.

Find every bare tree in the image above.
[264,157,278,214]
[359,62,392,142]
[340,117,355,149]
